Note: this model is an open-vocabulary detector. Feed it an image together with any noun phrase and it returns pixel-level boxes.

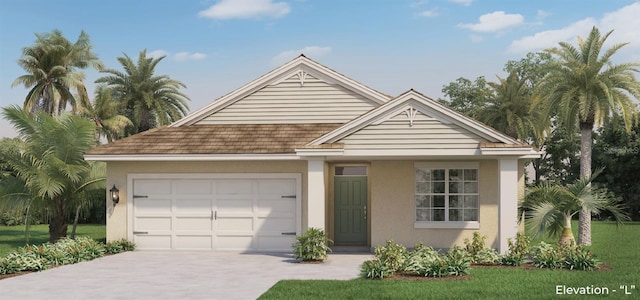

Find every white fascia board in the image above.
[171,56,389,127]
[295,148,344,157]
[83,154,301,161]
[480,148,541,157]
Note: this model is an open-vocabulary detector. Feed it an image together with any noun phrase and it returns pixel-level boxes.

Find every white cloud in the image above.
[449,0,473,6]
[198,0,290,20]
[470,35,484,42]
[459,11,525,33]
[419,9,438,18]
[536,9,551,20]
[410,0,427,8]
[147,50,207,61]
[509,2,640,53]
[148,49,170,59]
[271,46,332,65]
[508,19,595,53]
[175,52,208,61]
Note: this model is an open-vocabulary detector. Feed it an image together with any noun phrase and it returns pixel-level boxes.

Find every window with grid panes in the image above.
[415,165,479,223]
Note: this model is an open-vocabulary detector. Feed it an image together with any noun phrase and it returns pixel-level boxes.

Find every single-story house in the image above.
[85,55,540,253]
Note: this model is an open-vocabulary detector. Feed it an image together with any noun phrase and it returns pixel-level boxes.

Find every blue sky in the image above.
[1,0,639,138]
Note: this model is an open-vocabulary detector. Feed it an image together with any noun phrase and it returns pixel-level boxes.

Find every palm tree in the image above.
[536,26,640,245]
[478,71,546,142]
[523,172,629,245]
[80,85,132,143]
[0,106,104,243]
[95,50,190,134]
[12,30,103,115]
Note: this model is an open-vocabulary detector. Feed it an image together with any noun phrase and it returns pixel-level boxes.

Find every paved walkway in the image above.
[0,251,373,300]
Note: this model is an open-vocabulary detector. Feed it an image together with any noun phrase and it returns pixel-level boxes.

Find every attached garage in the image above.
[128,174,301,251]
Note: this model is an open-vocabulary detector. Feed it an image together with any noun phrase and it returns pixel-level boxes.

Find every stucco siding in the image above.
[339,111,486,151]
[196,74,378,125]
[370,160,500,249]
[105,161,308,241]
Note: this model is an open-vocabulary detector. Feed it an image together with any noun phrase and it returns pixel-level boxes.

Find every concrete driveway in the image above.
[0,251,372,300]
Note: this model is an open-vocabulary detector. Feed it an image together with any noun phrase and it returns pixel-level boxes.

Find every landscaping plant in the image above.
[292,228,332,262]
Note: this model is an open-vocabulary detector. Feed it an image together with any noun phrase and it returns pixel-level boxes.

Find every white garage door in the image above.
[130,174,300,251]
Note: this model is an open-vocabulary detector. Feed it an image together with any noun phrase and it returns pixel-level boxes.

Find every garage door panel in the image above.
[258,199,295,214]
[176,198,212,213]
[176,235,212,250]
[257,217,295,232]
[136,217,172,231]
[176,217,212,231]
[218,199,253,213]
[217,180,253,194]
[135,180,172,194]
[135,198,172,215]
[217,217,253,232]
[135,235,172,250]
[258,179,295,194]
[173,180,212,194]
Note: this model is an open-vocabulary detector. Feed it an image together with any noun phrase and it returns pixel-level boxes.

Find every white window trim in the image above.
[414,162,480,229]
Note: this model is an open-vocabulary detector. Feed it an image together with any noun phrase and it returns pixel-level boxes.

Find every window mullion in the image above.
[444,169,449,222]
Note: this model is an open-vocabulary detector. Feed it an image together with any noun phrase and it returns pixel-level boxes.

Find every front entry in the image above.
[333,167,367,245]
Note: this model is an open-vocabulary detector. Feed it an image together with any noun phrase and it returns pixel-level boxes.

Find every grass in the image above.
[259,221,640,300]
[0,224,105,257]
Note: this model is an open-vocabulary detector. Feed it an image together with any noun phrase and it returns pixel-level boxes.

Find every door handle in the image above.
[211,211,218,220]
[281,232,296,236]
[133,231,148,235]
[364,205,367,220]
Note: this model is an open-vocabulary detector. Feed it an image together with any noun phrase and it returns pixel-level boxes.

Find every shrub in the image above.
[403,245,441,276]
[105,239,136,254]
[360,259,393,279]
[445,247,472,276]
[475,248,501,265]
[292,228,332,262]
[501,233,530,266]
[0,251,48,274]
[464,232,486,258]
[530,242,564,269]
[374,240,408,272]
[564,246,599,271]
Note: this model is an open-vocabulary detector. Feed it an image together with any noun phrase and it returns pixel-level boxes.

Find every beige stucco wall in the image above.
[369,160,503,250]
[105,160,308,241]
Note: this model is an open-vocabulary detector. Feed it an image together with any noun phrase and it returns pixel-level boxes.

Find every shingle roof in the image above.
[85,124,342,155]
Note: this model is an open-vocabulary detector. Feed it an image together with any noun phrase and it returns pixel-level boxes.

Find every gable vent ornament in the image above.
[296,70,307,87]
[405,107,418,127]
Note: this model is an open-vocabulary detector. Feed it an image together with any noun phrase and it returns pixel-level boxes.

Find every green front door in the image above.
[334,176,367,245]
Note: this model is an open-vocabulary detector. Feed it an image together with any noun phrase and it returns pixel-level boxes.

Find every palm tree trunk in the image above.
[49,197,68,243]
[578,123,593,246]
[70,205,81,239]
[559,216,575,246]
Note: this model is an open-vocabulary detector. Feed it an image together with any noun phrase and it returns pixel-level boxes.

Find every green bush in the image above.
[0,237,135,275]
[530,242,564,269]
[501,233,530,266]
[464,232,486,258]
[292,228,332,262]
[564,246,599,271]
[105,239,136,254]
[475,248,502,265]
[360,259,393,279]
[374,240,408,272]
[369,242,471,278]
[0,251,48,274]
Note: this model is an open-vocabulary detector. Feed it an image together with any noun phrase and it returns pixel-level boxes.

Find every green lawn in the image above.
[260,222,640,300]
[0,224,105,257]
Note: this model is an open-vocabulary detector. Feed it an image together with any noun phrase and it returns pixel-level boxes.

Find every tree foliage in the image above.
[439,76,493,119]
[593,116,640,220]
[0,106,105,243]
[12,30,103,115]
[95,50,190,134]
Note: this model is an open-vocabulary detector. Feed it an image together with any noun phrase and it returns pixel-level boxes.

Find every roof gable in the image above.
[309,90,521,146]
[172,55,391,127]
